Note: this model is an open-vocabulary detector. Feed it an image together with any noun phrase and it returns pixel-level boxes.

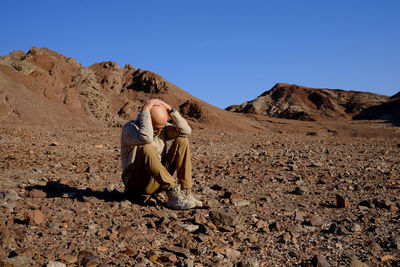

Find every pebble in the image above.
[309,215,325,227]
[180,224,199,232]
[351,223,361,232]
[336,194,351,208]
[231,198,250,207]
[167,246,191,259]
[312,255,331,267]
[0,227,16,249]
[59,254,77,264]
[209,209,245,228]
[46,260,66,267]
[27,209,45,225]
[348,258,369,267]
[0,189,20,201]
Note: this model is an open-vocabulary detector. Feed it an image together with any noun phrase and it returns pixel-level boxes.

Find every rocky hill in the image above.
[226,83,394,121]
[0,47,250,129]
[354,91,400,123]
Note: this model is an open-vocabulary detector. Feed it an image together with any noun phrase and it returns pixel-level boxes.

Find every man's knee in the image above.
[138,143,157,155]
[175,137,189,147]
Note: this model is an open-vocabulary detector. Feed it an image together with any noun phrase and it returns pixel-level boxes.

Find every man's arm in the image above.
[164,109,192,140]
[121,110,153,146]
[121,99,165,146]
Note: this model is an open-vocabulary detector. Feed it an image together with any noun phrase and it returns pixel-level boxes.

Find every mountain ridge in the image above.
[226,82,397,122]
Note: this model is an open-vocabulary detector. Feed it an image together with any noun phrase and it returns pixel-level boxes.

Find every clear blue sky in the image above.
[1,0,399,108]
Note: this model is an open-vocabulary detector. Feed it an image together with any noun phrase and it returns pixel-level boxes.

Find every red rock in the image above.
[312,255,331,267]
[28,189,46,198]
[27,209,45,225]
[59,254,77,264]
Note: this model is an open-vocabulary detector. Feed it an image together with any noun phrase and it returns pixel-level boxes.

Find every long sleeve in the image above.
[121,110,153,146]
[165,110,192,140]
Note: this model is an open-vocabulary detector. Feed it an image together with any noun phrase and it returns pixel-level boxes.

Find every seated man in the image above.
[120,99,202,209]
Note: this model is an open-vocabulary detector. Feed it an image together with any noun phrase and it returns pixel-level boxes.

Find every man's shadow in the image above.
[25,181,157,206]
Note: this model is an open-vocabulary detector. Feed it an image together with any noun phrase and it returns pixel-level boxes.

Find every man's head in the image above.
[150,105,168,135]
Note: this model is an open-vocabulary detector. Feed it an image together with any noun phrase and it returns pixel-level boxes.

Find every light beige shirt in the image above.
[120,110,191,172]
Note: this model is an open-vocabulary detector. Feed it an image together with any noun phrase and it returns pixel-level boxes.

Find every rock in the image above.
[351,223,361,232]
[28,189,47,198]
[237,257,260,267]
[160,253,178,264]
[231,198,250,207]
[294,210,304,222]
[0,227,16,249]
[255,219,268,229]
[368,242,382,256]
[27,209,45,225]
[1,202,16,211]
[176,259,194,267]
[293,186,308,195]
[269,221,280,232]
[0,190,20,201]
[336,194,351,208]
[380,254,395,263]
[46,260,66,267]
[328,223,343,235]
[209,210,245,228]
[312,255,331,267]
[0,255,34,267]
[146,250,159,262]
[59,254,77,264]
[78,250,100,266]
[309,215,325,227]
[206,199,220,208]
[348,258,369,267]
[224,248,241,258]
[392,236,400,250]
[50,142,59,146]
[167,246,191,259]
[180,224,199,232]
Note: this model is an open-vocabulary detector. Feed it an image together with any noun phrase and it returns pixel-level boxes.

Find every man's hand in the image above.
[157,100,172,113]
[142,99,172,112]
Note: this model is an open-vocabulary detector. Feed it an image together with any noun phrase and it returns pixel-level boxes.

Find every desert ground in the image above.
[1,118,399,266]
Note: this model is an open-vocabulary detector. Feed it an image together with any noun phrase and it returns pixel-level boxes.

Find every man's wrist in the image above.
[168,107,177,114]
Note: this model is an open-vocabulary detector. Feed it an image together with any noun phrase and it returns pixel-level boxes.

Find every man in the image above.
[120,99,202,210]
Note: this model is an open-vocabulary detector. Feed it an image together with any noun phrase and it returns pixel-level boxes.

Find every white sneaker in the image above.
[166,186,196,210]
[182,188,203,208]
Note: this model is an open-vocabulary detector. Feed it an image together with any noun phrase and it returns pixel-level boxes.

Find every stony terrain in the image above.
[1,118,399,266]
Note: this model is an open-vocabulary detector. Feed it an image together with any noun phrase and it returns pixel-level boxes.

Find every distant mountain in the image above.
[0,47,246,128]
[226,83,392,121]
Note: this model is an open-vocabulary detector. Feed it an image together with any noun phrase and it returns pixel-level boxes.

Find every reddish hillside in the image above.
[0,47,254,129]
[226,83,389,121]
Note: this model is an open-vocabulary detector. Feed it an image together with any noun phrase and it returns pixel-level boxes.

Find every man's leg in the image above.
[123,144,176,195]
[164,137,193,189]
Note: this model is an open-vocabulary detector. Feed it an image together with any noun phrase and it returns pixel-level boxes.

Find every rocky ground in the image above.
[0,120,399,266]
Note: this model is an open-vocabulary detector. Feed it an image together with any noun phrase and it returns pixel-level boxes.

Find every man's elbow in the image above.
[139,134,153,144]
[180,127,192,137]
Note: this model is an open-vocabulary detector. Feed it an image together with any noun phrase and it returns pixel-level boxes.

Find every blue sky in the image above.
[1,0,399,108]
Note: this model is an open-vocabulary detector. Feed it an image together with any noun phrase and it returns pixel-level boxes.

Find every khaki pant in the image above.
[122,137,192,195]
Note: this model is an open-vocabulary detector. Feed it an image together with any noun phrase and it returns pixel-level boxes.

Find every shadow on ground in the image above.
[25,181,157,206]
